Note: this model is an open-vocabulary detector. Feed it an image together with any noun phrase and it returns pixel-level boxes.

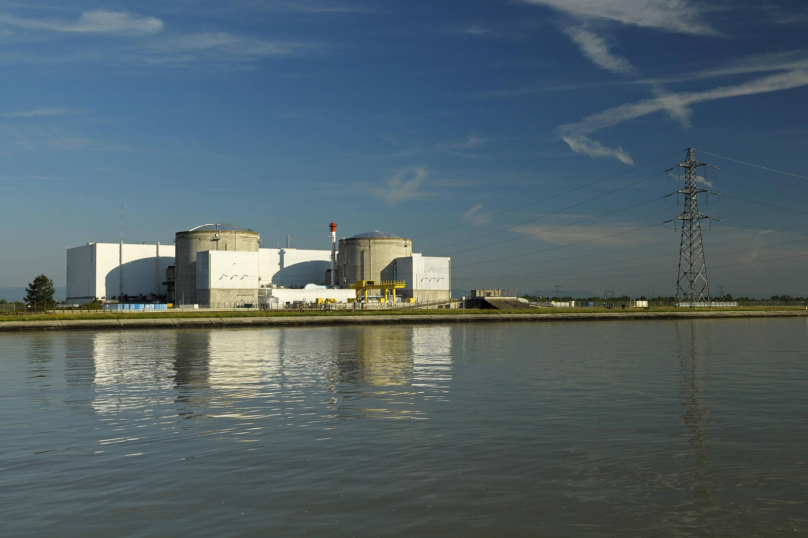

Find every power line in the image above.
[721,168,808,192]
[428,170,668,255]
[470,235,808,282]
[444,193,665,257]
[454,216,808,280]
[718,193,805,213]
[698,150,808,182]
[453,221,668,269]
[413,150,686,239]
[455,251,808,284]
[456,207,808,272]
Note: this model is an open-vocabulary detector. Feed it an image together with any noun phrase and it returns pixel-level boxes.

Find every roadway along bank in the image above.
[1,309,807,332]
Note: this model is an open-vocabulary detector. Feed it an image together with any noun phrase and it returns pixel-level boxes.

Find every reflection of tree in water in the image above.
[676,321,716,500]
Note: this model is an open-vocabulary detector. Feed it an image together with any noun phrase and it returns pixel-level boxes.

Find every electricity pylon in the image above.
[675,148,713,307]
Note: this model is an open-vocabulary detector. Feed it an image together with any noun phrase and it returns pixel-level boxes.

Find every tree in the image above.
[25,275,55,307]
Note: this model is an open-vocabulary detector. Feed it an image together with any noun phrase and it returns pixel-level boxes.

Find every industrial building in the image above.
[66,223,451,307]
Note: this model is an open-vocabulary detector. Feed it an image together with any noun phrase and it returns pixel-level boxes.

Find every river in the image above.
[2,319,807,536]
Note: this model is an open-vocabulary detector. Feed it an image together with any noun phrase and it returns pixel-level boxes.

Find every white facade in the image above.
[397,254,451,292]
[67,240,452,306]
[266,288,356,305]
[260,248,332,288]
[196,248,333,291]
[67,242,175,303]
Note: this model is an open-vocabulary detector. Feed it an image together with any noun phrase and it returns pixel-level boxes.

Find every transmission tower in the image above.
[675,148,714,306]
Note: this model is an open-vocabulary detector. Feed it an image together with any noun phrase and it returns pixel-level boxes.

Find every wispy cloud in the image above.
[372,166,432,205]
[0,174,73,181]
[3,107,85,118]
[393,134,488,158]
[145,32,320,64]
[462,23,490,36]
[0,8,321,68]
[519,0,716,35]
[558,68,808,163]
[461,203,493,226]
[435,134,487,155]
[769,11,808,25]
[0,9,164,36]
[513,221,659,247]
[0,124,132,153]
[563,25,636,75]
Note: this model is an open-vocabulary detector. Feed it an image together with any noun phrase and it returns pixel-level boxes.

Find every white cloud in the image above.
[3,107,84,118]
[520,0,715,35]
[558,68,808,163]
[560,134,635,165]
[0,10,164,36]
[563,26,636,74]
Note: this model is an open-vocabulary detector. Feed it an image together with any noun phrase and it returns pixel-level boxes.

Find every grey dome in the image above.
[348,230,400,239]
[187,223,247,232]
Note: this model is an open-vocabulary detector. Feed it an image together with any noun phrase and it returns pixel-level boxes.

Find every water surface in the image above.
[2,320,807,536]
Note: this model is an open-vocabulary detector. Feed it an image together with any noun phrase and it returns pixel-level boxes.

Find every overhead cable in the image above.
[412,150,685,239]
[428,171,667,255]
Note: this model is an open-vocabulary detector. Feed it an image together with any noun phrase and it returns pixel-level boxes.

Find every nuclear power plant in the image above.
[66,223,451,308]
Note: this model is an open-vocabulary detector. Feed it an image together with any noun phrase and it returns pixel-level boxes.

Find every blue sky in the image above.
[2,0,808,298]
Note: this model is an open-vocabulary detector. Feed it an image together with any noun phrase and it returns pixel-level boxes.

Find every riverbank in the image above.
[1,308,806,332]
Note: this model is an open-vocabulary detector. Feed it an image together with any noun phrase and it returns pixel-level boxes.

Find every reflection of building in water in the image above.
[203,328,339,415]
[676,321,715,500]
[207,329,282,398]
[92,331,177,414]
[337,326,453,388]
[333,326,453,419]
[87,325,453,422]
[351,328,414,387]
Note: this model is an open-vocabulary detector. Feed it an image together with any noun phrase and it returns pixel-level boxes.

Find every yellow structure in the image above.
[349,280,405,303]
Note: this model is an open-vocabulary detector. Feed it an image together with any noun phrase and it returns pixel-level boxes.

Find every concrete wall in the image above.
[198,288,259,307]
[411,290,452,302]
[175,230,259,306]
[66,242,175,304]
[337,238,412,288]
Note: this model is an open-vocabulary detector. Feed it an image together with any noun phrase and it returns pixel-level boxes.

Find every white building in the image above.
[67,243,174,304]
[396,254,451,303]
[67,236,451,306]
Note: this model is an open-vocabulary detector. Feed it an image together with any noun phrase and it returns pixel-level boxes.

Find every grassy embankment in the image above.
[1,305,806,323]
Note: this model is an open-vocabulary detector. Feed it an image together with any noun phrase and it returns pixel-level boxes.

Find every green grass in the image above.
[2,305,806,323]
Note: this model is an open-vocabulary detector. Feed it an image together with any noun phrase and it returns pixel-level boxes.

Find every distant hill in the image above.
[0,287,66,302]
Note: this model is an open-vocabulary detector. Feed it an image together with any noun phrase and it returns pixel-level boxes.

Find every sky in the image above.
[1,0,808,298]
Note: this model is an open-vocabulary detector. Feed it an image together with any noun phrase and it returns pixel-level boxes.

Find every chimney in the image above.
[330,222,337,287]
